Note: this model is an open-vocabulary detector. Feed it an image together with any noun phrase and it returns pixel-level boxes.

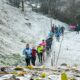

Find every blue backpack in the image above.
[23,48,32,58]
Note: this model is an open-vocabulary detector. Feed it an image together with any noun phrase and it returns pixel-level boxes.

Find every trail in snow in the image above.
[44,35,63,67]
[44,31,80,67]
[1,0,80,67]
[0,0,69,66]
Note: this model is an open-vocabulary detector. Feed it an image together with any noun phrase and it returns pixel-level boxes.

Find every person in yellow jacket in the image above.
[37,44,44,64]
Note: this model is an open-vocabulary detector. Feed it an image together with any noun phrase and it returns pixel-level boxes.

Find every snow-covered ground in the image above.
[0,0,80,67]
[1,0,80,71]
[0,0,68,66]
[58,32,80,66]
[45,31,80,67]
[0,0,80,80]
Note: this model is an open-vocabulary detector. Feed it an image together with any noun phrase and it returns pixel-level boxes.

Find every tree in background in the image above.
[22,0,24,11]
[38,0,80,24]
[9,0,20,8]
[39,0,60,17]
[8,0,80,23]
[64,0,80,24]
[66,0,77,24]
[9,0,25,11]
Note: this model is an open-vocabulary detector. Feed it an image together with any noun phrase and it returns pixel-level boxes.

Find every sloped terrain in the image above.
[45,32,80,67]
[0,0,80,80]
[0,0,67,66]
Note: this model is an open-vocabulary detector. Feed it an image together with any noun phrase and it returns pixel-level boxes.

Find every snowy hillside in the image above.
[1,0,80,80]
[0,0,68,65]
[45,32,80,68]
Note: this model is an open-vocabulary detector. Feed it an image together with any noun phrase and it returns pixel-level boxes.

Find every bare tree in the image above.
[68,0,77,23]
[9,0,20,8]
[64,0,80,24]
[22,0,24,11]
[9,0,25,11]
[39,0,60,17]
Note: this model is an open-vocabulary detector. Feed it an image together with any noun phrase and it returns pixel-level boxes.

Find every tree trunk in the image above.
[22,0,24,11]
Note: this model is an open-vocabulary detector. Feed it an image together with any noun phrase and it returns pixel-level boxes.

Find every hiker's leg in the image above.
[38,54,40,62]
[33,57,36,66]
[27,58,30,66]
[25,58,28,66]
[31,57,34,65]
[41,53,43,64]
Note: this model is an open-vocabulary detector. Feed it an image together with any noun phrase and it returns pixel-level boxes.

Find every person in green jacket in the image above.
[37,44,44,64]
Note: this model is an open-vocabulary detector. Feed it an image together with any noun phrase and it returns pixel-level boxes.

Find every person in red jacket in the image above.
[31,47,37,66]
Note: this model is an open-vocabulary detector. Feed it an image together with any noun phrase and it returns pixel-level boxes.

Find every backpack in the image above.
[23,48,32,59]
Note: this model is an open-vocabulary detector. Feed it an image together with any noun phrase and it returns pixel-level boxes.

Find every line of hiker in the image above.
[23,24,65,66]
[23,40,46,66]
[49,24,65,41]
[46,24,65,55]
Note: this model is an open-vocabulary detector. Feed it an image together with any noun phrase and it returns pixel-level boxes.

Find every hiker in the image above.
[76,24,80,34]
[23,44,32,66]
[58,26,61,33]
[31,47,37,66]
[40,40,46,47]
[54,26,61,41]
[61,26,65,35]
[40,40,46,61]
[55,30,61,42]
[51,24,55,33]
[48,31,54,38]
[46,37,53,55]
[37,44,44,64]
[69,24,76,31]
[54,26,58,33]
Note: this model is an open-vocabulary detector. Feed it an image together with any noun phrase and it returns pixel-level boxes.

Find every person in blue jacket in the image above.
[55,30,61,42]
[48,31,54,38]
[23,44,32,66]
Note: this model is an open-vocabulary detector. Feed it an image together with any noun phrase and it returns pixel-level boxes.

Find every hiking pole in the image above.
[56,36,64,66]
[51,37,55,67]
[53,51,55,66]
[51,52,53,66]
[51,40,53,66]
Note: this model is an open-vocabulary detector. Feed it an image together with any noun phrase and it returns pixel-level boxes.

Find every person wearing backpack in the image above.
[48,31,54,38]
[51,24,55,33]
[37,44,44,64]
[31,47,37,66]
[46,36,53,55]
[76,24,80,34]
[55,31,61,42]
[23,44,32,66]
[40,40,46,61]
[61,26,65,36]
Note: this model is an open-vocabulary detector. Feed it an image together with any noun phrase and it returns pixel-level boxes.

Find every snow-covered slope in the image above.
[45,31,80,67]
[0,0,68,65]
[57,32,80,66]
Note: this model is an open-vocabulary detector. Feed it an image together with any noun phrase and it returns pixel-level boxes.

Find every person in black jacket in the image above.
[76,24,80,34]
[61,26,65,35]
[46,37,53,55]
